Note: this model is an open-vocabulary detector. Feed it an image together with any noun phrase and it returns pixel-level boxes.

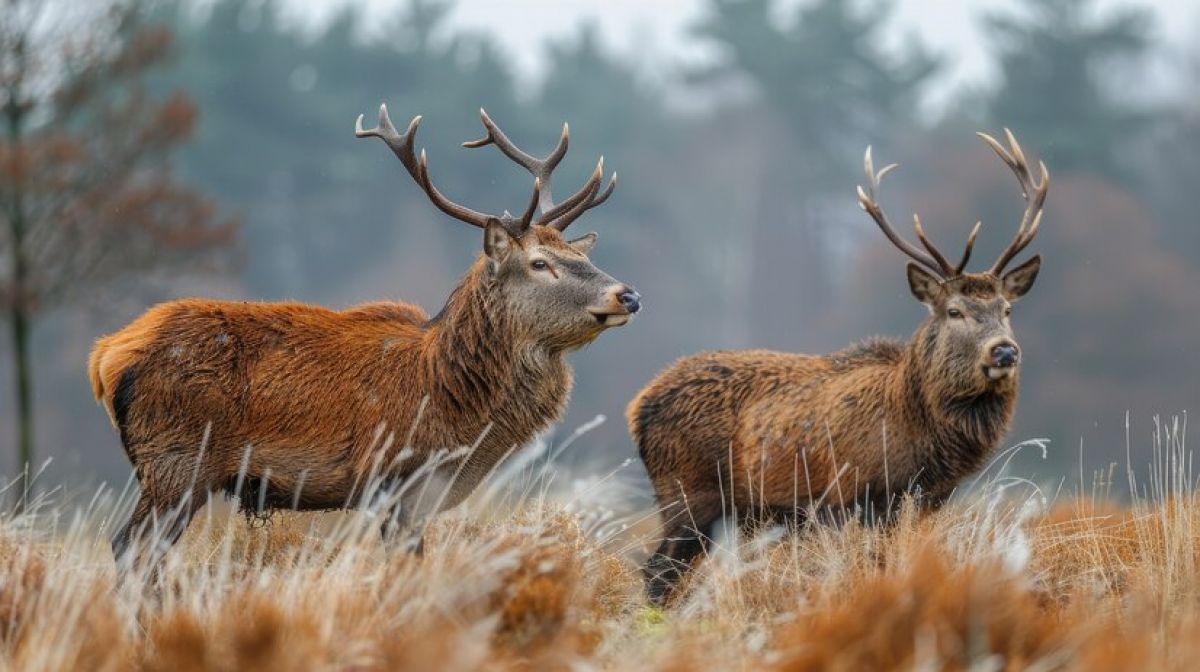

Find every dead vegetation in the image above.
[2,426,1198,670]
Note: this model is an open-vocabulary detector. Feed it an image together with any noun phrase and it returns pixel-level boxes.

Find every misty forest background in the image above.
[2,0,1199,494]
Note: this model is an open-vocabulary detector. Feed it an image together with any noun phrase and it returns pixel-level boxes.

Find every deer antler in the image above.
[977,129,1049,276]
[356,104,492,229]
[355,104,616,233]
[954,221,982,275]
[463,109,616,231]
[856,147,956,278]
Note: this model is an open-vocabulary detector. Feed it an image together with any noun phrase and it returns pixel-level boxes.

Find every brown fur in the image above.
[93,224,637,562]
[629,264,1041,602]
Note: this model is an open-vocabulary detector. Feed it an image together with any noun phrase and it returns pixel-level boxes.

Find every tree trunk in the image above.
[4,181,33,510]
[5,76,33,511]
[8,304,33,510]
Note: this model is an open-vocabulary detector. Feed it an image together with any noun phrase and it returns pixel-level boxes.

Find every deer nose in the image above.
[617,289,641,314]
[990,343,1020,368]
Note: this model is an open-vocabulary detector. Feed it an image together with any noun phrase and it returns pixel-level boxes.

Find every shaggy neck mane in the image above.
[892,320,1017,482]
[418,259,562,426]
[422,261,511,417]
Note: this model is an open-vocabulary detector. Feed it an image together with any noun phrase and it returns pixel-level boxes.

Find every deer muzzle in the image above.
[617,289,641,314]
[588,285,641,327]
[984,339,1020,380]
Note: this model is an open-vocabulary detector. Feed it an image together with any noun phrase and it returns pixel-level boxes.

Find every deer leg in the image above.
[113,494,204,576]
[381,520,425,555]
[378,462,465,556]
[112,460,208,575]
[643,493,723,605]
[379,500,424,555]
[111,492,153,564]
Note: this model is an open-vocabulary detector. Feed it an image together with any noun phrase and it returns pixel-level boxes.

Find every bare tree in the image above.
[0,0,235,498]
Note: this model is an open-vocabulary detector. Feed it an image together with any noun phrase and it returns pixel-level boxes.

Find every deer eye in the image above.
[530,259,549,272]
[1004,305,1012,317]
[947,308,964,319]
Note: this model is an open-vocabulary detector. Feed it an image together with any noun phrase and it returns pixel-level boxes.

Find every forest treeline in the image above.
[3,0,1198,485]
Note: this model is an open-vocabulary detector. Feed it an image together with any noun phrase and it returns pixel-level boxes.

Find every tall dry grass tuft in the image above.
[0,534,130,671]
[2,416,1200,669]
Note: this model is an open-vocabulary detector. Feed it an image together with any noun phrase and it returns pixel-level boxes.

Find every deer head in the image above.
[857,130,1048,393]
[355,105,640,348]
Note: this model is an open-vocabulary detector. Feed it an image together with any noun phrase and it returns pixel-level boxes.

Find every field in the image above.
[1,418,1197,671]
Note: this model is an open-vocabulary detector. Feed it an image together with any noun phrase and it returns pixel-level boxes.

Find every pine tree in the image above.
[984,0,1152,178]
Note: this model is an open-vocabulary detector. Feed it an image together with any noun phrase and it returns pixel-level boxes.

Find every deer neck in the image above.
[421,261,569,431]
[895,322,1017,476]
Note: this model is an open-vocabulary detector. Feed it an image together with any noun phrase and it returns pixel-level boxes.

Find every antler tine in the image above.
[539,155,616,224]
[589,172,618,209]
[520,178,541,228]
[911,214,956,276]
[415,150,493,228]
[548,168,617,232]
[978,130,1050,275]
[357,103,496,229]
[546,171,602,232]
[954,221,982,274]
[465,109,568,215]
[538,157,602,222]
[856,146,947,277]
[544,170,618,232]
[355,104,423,178]
[995,208,1044,271]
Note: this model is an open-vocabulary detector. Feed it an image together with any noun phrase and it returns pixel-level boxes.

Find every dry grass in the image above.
[2,422,1199,670]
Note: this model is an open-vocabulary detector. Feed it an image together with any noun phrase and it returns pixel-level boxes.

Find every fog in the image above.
[3,0,1198,497]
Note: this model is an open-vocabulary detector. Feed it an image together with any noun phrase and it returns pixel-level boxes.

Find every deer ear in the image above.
[568,232,598,254]
[483,218,516,264]
[1001,254,1041,300]
[906,262,941,307]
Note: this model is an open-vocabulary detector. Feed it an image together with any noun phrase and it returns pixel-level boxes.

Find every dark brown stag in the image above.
[91,105,639,567]
[629,130,1048,603]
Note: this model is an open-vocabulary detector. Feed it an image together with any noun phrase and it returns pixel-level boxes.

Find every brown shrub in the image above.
[0,541,131,669]
[143,590,324,671]
[0,540,46,646]
[487,510,605,655]
[769,548,1075,671]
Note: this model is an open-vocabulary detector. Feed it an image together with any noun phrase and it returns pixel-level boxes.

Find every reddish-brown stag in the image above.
[90,105,640,565]
[629,131,1048,602]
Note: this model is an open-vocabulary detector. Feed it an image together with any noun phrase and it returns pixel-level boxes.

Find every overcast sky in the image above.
[288,0,1198,111]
